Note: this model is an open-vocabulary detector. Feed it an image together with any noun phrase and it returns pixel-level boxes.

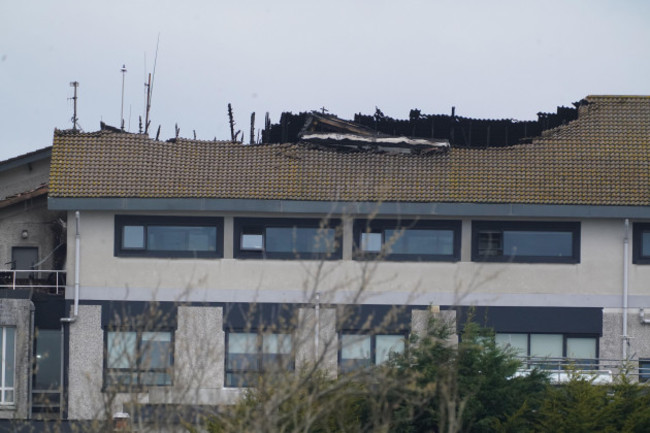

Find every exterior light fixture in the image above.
[21,229,28,239]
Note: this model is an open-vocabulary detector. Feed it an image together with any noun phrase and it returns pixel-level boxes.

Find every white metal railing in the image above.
[512,356,650,384]
[0,270,66,295]
[514,368,614,384]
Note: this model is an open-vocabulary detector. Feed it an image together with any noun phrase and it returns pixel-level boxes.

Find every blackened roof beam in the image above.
[298,112,449,155]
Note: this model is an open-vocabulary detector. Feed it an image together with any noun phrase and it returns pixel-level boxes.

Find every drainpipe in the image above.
[623,218,630,361]
[315,292,320,360]
[61,211,80,323]
[29,304,35,419]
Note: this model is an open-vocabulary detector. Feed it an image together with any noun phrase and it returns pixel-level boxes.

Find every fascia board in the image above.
[48,197,650,219]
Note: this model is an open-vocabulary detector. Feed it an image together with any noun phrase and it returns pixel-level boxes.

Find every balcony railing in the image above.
[512,356,649,384]
[0,270,66,295]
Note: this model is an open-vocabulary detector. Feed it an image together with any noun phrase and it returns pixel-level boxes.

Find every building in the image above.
[0,146,62,275]
[2,95,650,426]
[0,147,66,420]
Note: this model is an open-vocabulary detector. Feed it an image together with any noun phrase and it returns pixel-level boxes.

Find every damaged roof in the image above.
[49,95,650,206]
[0,184,49,210]
[297,112,449,154]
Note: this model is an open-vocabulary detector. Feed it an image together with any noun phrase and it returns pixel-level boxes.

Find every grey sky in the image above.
[1,0,649,161]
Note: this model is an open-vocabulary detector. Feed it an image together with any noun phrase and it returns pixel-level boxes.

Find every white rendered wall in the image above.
[66,211,650,309]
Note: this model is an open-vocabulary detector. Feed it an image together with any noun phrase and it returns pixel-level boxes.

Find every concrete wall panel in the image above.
[172,306,227,405]
[0,299,33,419]
[67,305,105,419]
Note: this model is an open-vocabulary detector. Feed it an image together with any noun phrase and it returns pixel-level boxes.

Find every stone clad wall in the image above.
[67,305,106,419]
[601,308,650,379]
[0,299,34,419]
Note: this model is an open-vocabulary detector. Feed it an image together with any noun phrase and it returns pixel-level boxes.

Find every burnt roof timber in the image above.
[302,113,379,136]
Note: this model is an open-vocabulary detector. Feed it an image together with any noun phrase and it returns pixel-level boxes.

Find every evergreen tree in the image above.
[389,317,548,433]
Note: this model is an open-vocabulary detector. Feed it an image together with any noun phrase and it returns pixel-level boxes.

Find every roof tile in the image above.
[49,95,650,206]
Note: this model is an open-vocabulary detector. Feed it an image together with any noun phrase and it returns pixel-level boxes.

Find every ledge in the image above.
[48,198,650,219]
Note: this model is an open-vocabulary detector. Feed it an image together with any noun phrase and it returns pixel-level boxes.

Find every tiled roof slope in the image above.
[49,95,650,206]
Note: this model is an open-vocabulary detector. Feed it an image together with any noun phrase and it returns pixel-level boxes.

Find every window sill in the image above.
[102,385,173,393]
[234,255,343,261]
[353,254,460,262]
[115,253,223,259]
[471,257,579,264]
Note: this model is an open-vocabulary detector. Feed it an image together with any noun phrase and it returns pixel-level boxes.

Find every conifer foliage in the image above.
[203,317,650,433]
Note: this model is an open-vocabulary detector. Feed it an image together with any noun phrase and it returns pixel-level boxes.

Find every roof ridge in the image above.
[534,114,584,141]
[172,137,237,145]
[48,95,650,206]
[586,95,650,99]
[534,95,650,143]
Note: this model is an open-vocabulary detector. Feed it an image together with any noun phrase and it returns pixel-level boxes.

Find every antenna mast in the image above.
[120,65,127,131]
[142,35,160,136]
[144,73,151,134]
[69,81,79,130]
[150,34,160,107]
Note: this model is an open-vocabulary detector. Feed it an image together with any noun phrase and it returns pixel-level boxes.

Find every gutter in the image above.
[47,197,650,219]
[61,211,80,323]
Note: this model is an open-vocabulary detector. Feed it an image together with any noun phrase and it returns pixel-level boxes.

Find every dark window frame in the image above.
[338,331,407,373]
[633,223,650,264]
[103,328,175,391]
[471,220,581,263]
[0,326,16,405]
[639,359,650,382]
[353,219,461,261]
[495,332,599,370]
[114,215,223,258]
[234,218,343,260]
[31,328,63,415]
[224,330,295,388]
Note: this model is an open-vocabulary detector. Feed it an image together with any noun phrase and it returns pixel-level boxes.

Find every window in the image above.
[472,221,580,263]
[105,330,173,388]
[633,223,650,264]
[354,219,461,261]
[114,215,223,258]
[32,329,63,415]
[225,332,293,387]
[0,327,15,404]
[339,333,405,373]
[496,333,597,370]
[234,218,342,259]
[639,359,650,383]
[529,334,564,369]
[495,333,528,356]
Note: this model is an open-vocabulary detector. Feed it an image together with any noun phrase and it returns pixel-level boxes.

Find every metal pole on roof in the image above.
[120,65,127,131]
[144,73,152,135]
[69,81,79,130]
